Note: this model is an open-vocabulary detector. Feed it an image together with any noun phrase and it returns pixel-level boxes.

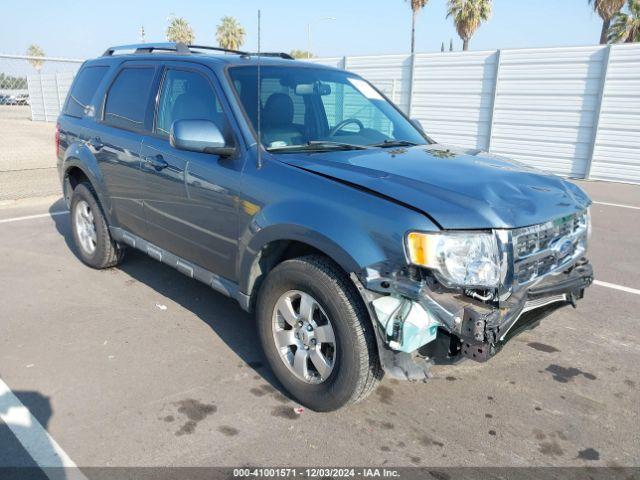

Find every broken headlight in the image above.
[406,231,500,288]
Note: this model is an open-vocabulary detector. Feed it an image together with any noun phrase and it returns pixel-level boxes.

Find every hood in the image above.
[278,144,591,230]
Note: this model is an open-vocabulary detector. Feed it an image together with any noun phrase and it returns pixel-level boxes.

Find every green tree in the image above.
[26,44,45,71]
[608,0,640,42]
[166,16,195,44]
[589,0,626,43]
[406,0,429,54]
[446,0,492,51]
[216,16,246,51]
[290,49,314,59]
[0,73,27,89]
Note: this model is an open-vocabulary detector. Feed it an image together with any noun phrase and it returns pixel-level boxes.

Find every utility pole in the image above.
[140,26,146,43]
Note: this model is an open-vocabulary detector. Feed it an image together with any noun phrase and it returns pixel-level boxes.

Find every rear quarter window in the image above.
[103,67,156,132]
[64,65,109,118]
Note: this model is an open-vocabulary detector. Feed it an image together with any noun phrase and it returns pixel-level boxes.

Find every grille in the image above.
[512,211,588,284]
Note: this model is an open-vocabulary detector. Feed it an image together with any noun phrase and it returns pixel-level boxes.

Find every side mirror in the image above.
[411,118,425,133]
[170,119,235,157]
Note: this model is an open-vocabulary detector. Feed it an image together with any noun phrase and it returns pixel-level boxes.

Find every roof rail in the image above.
[188,44,249,56]
[101,42,295,60]
[251,52,295,60]
[102,42,191,56]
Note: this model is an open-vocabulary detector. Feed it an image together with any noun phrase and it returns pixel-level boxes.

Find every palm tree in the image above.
[589,0,626,43]
[405,0,429,54]
[290,49,314,59]
[26,44,45,71]
[446,0,492,51]
[608,0,640,42]
[216,16,246,51]
[166,16,195,44]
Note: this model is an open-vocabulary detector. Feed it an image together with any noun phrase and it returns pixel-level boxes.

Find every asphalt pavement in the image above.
[0,181,638,475]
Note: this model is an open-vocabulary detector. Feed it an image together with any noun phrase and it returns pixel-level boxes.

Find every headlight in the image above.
[406,231,500,288]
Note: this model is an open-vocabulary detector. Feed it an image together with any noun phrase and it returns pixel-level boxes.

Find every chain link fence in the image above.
[0,54,83,201]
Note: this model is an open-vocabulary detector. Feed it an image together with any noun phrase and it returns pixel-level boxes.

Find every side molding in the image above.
[110,227,247,309]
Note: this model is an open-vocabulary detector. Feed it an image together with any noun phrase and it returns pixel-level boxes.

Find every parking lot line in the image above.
[0,377,87,479]
[593,201,640,211]
[594,280,640,296]
[0,211,68,224]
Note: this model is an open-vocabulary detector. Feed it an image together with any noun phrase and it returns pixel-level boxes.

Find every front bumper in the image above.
[457,258,593,362]
[355,256,593,380]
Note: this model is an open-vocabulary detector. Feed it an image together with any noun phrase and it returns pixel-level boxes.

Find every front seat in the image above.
[261,93,304,147]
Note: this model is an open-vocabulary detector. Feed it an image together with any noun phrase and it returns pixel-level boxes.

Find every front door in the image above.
[139,63,241,282]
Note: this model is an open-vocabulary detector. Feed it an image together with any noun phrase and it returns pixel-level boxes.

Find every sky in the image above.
[2,0,606,59]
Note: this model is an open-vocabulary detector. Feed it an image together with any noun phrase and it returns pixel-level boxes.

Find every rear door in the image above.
[139,62,241,281]
[92,61,161,236]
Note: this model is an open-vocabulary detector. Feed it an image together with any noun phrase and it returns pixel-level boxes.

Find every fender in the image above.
[237,197,405,297]
[61,142,115,226]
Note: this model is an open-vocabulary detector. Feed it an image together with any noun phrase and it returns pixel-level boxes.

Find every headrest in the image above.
[263,93,294,127]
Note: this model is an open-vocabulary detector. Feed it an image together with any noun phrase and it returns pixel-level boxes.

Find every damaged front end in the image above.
[353,210,594,381]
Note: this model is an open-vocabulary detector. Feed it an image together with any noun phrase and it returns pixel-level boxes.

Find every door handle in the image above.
[144,154,168,171]
[88,137,103,151]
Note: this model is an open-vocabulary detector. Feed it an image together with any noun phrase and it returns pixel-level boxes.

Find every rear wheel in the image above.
[70,182,124,269]
[256,255,381,411]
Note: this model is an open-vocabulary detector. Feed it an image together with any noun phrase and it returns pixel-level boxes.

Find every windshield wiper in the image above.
[368,139,419,148]
[308,141,370,150]
[267,141,370,153]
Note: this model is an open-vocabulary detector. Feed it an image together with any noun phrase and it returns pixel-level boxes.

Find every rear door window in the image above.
[103,67,156,132]
[64,65,109,118]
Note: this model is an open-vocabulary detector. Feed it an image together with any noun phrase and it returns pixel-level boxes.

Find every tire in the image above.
[70,182,124,269]
[256,254,381,411]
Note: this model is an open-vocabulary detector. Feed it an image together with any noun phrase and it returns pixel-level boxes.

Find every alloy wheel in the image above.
[271,290,337,384]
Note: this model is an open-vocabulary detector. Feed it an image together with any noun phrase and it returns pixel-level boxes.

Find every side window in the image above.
[156,69,225,138]
[103,67,155,132]
[64,66,109,118]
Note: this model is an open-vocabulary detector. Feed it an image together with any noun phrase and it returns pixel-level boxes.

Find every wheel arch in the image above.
[239,225,370,313]
[62,155,113,225]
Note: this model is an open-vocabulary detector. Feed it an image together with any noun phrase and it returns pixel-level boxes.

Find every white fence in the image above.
[27,71,77,121]
[0,54,82,121]
[4,45,639,183]
[311,44,640,184]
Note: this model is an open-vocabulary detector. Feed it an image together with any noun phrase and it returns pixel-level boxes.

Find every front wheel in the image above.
[256,255,381,411]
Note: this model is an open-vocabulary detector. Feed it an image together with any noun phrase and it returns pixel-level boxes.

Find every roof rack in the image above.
[188,44,249,56]
[101,42,295,60]
[102,42,191,56]
[251,52,295,60]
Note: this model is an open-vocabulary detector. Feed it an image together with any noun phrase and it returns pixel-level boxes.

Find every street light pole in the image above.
[307,17,336,59]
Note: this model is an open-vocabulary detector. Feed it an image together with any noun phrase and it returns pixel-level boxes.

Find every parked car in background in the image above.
[15,93,30,105]
[56,43,594,411]
[0,94,16,105]
[0,93,28,105]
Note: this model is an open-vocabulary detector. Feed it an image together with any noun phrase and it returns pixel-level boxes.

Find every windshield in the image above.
[228,66,428,152]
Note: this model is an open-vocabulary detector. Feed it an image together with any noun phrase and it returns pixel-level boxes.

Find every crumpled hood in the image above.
[278,144,591,229]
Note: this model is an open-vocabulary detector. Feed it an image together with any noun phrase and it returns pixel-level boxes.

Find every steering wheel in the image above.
[328,118,364,137]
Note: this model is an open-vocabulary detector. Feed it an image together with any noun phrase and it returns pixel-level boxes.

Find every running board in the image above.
[110,227,250,310]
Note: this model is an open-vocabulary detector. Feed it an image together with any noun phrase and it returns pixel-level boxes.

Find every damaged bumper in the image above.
[455,258,593,362]
[354,257,594,380]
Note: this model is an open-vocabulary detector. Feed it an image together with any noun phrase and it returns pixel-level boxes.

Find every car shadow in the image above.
[0,377,65,479]
[48,202,286,399]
